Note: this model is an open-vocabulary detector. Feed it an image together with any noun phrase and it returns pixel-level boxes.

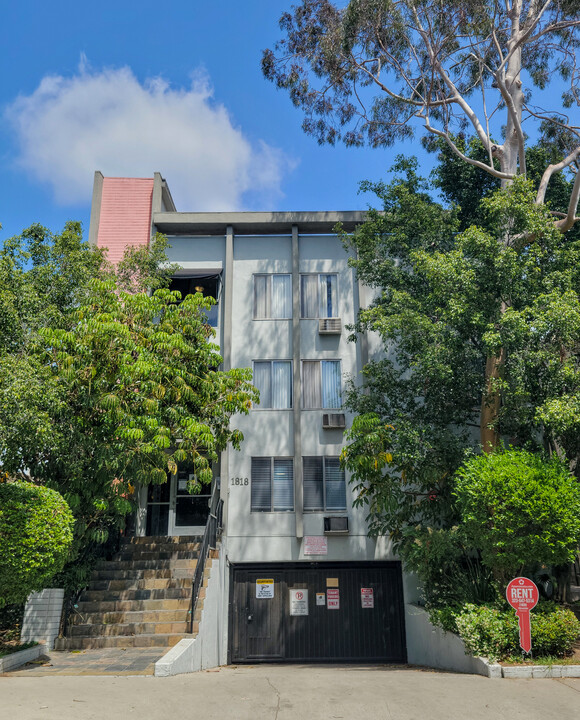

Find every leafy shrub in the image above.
[455,603,580,661]
[454,448,580,585]
[0,481,74,607]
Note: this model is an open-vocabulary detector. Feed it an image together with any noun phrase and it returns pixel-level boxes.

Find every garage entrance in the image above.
[230,562,406,663]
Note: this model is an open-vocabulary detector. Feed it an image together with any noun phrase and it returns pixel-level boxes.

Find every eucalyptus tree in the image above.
[264,0,580,448]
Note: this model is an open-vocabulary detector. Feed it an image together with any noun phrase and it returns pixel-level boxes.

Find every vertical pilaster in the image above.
[221,226,235,519]
[292,224,303,538]
[87,171,104,246]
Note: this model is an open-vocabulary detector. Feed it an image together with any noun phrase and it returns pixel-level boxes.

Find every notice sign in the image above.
[506,577,539,653]
[316,592,326,606]
[304,536,328,555]
[290,589,309,616]
[256,579,274,599]
[327,588,340,610]
[361,588,374,608]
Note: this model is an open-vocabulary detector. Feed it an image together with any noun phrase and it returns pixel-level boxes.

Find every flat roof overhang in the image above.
[153,211,366,236]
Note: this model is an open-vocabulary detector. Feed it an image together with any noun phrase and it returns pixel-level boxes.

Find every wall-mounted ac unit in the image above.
[324,516,349,534]
[318,317,342,334]
[322,413,346,429]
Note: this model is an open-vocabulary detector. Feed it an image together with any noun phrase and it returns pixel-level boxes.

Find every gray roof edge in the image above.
[153,210,366,235]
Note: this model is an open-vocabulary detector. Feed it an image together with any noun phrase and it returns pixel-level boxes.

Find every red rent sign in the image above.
[506,577,539,653]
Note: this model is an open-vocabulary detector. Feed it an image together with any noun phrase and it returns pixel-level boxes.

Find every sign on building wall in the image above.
[304,536,328,555]
[289,589,309,615]
[316,592,326,606]
[327,588,340,610]
[361,588,374,608]
[256,579,274,599]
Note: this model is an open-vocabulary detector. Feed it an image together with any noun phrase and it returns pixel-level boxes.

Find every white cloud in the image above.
[5,64,294,210]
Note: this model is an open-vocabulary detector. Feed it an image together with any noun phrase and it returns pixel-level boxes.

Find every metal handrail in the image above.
[189,483,223,633]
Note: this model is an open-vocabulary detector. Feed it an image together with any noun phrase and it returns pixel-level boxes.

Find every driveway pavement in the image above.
[2,664,580,720]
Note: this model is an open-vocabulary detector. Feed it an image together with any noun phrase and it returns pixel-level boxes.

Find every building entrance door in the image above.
[146,469,210,536]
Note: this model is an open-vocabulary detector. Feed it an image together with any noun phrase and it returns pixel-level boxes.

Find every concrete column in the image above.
[292,225,303,538]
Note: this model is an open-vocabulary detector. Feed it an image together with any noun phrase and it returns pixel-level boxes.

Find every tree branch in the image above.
[536,145,580,204]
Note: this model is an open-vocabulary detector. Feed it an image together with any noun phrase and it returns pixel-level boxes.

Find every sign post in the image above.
[506,577,539,654]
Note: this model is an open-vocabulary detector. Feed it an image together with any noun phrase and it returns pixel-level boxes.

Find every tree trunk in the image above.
[480,348,505,451]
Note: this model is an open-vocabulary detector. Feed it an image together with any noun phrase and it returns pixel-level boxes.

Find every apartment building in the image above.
[88,172,411,666]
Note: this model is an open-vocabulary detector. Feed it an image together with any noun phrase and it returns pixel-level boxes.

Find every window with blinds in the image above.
[254,274,292,319]
[300,274,338,318]
[303,457,346,511]
[251,457,294,512]
[301,360,341,409]
[253,361,292,409]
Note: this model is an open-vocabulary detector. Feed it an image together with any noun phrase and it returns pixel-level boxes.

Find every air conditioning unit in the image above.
[322,413,346,429]
[318,317,342,334]
[324,516,349,534]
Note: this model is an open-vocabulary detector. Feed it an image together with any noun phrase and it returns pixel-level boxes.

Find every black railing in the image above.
[189,484,223,633]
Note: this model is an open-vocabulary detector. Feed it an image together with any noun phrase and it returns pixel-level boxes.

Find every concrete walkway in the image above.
[4,648,165,676]
[2,664,580,720]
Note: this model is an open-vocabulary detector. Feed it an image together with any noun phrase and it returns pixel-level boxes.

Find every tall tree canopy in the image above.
[264,0,580,227]
[341,159,580,543]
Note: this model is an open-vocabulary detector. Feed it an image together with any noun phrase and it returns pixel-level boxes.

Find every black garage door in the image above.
[230,562,406,663]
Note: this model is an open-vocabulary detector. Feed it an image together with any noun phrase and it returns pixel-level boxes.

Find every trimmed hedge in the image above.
[0,481,74,607]
[454,603,580,661]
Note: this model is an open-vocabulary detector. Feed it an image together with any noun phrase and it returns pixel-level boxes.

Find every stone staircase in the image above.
[55,536,205,650]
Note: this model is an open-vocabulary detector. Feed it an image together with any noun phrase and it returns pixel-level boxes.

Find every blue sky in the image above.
[0,1,429,244]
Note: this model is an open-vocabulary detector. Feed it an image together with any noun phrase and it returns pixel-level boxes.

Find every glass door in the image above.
[168,467,211,535]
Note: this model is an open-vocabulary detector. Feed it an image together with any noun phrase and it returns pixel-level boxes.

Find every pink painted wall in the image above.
[96,178,154,264]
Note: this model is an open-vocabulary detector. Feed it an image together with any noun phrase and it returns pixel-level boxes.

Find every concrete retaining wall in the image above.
[155,553,224,676]
[21,588,65,651]
[0,643,45,673]
[405,604,500,677]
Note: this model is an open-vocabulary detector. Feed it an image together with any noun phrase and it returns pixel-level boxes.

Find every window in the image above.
[303,457,346,511]
[253,361,292,408]
[251,457,294,511]
[302,360,341,409]
[254,274,292,319]
[300,274,337,318]
[169,275,220,327]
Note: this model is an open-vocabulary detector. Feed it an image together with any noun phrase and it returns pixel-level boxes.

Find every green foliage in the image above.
[454,603,580,661]
[454,449,580,585]
[341,163,580,557]
[0,224,258,591]
[0,481,74,607]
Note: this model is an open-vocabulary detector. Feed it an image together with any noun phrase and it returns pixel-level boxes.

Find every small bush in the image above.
[455,603,580,661]
[0,481,74,607]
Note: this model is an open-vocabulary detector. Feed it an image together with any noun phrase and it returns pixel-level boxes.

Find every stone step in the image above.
[55,633,190,650]
[115,549,200,561]
[86,577,191,593]
[94,558,197,571]
[74,598,191,613]
[69,609,190,625]
[68,620,191,637]
[92,567,194,581]
[80,587,191,603]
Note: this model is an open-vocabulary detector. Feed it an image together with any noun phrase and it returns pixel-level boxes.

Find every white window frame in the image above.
[300,273,338,319]
[253,273,292,319]
[251,457,294,512]
[301,359,342,409]
[253,360,293,409]
[303,456,347,512]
